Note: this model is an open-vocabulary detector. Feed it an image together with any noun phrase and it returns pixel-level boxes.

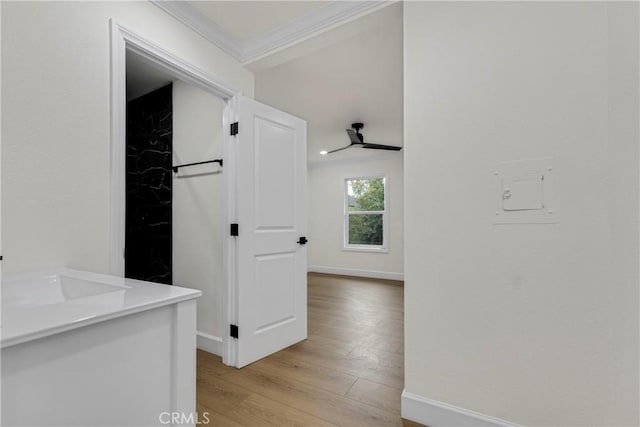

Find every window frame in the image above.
[343,175,389,253]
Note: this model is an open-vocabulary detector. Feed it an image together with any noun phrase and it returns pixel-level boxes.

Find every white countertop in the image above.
[1,269,202,348]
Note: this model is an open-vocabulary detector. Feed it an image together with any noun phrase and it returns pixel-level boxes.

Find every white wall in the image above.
[308,155,404,280]
[172,81,225,341]
[606,5,640,422]
[0,1,3,282]
[404,2,638,426]
[1,1,253,274]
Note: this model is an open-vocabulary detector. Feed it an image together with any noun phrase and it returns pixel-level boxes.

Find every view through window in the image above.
[345,177,386,248]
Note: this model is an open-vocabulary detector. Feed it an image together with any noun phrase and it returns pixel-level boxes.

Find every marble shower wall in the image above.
[125,83,173,285]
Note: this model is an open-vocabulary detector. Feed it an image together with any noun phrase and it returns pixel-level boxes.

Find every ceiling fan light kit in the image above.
[326,122,402,154]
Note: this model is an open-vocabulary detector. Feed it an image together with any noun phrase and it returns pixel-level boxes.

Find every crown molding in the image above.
[150,1,393,64]
[150,0,243,60]
[240,1,392,63]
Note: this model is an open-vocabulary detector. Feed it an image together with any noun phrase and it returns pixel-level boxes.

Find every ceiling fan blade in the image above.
[346,129,363,145]
[362,143,402,151]
[327,144,355,154]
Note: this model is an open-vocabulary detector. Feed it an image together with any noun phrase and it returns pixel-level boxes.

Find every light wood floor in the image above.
[196,273,422,426]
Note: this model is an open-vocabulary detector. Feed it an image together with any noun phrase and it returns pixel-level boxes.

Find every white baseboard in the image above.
[196,332,222,356]
[401,391,519,427]
[308,265,404,281]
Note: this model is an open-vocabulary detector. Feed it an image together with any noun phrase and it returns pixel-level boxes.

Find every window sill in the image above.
[342,246,389,254]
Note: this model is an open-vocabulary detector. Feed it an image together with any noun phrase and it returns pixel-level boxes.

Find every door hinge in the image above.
[230,122,239,136]
[230,223,239,236]
[230,324,239,339]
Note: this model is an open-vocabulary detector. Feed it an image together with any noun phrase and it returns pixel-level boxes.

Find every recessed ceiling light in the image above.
[320,150,328,156]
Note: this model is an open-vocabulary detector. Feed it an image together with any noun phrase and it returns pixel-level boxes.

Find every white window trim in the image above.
[343,175,389,253]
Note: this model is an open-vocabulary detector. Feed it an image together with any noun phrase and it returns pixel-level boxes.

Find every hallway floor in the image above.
[196,273,422,426]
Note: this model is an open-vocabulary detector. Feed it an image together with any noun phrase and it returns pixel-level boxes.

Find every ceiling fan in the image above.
[325,123,402,154]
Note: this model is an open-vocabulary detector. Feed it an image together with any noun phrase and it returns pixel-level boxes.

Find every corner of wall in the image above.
[196,332,223,356]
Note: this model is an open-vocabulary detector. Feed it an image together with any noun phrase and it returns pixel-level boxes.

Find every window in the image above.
[344,176,387,251]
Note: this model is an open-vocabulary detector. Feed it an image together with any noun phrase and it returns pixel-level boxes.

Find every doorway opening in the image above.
[125,49,228,364]
[111,21,309,368]
[111,21,238,365]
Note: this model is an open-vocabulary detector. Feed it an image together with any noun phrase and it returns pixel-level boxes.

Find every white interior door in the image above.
[234,95,307,368]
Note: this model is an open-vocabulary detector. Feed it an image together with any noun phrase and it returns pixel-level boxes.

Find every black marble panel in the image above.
[125,83,173,285]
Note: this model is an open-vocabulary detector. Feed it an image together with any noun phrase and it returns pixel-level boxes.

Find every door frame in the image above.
[110,20,240,366]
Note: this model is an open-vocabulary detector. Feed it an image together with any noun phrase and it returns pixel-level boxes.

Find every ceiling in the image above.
[140,1,403,164]
[153,1,391,63]
[253,3,403,163]
[190,1,329,42]
[126,51,175,101]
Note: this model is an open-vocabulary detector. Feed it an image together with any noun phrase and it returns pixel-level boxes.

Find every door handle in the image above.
[297,237,308,245]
